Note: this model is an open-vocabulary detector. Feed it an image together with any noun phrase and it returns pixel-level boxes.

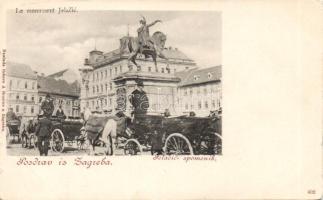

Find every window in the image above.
[24,94,27,100]
[104,99,107,106]
[189,88,193,95]
[105,70,107,78]
[205,101,208,109]
[66,100,70,105]
[185,104,188,110]
[23,106,27,113]
[16,105,19,113]
[105,84,108,92]
[32,82,35,89]
[198,101,202,109]
[101,72,103,80]
[110,69,112,77]
[86,101,89,107]
[197,87,200,94]
[92,74,95,81]
[148,67,152,72]
[93,86,95,94]
[92,101,94,108]
[39,97,42,103]
[9,80,12,89]
[101,84,103,92]
[109,98,112,106]
[190,104,194,110]
[184,89,187,96]
[109,82,112,90]
[17,80,20,88]
[115,67,118,75]
[212,100,216,108]
[96,85,99,93]
[31,106,34,114]
[25,82,28,89]
[203,87,207,95]
[161,68,165,73]
[16,94,19,100]
[120,65,122,73]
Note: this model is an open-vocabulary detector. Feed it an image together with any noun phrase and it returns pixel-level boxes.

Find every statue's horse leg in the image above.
[127,39,142,71]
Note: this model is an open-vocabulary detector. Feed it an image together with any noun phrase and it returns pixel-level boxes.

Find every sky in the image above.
[6,10,221,75]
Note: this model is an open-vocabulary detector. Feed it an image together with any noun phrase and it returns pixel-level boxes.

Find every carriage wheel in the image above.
[164,133,193,155]
[200,132,222,155]
[124,139,142,155]
[51,129,65,153]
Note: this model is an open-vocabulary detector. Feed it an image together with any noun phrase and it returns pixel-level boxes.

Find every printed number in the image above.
[307,189,316,194]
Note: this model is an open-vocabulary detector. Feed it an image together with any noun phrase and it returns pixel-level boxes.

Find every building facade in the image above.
[176,66,222,116]
[38,76,81,118]
[6,62,39,119]
[79,36,197,114]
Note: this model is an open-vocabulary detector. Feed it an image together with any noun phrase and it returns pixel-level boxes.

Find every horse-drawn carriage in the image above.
[86,113,222,156]
[50,117,85,152]
[6,119,21,144]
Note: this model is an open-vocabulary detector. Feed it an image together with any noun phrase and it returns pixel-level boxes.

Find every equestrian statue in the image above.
[121,16,170,72]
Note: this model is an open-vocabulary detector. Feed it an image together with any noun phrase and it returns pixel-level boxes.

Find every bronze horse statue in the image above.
[122,31,170,72]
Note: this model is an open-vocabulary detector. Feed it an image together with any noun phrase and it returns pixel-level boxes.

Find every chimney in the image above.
[84,58,90,65]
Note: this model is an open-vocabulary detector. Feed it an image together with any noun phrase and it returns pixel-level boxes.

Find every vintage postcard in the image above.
[0,0,321,199]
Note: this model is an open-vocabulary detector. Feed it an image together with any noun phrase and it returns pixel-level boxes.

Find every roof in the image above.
[47,69,68,78]
[37,76,80,97]
[176,65,222,87]
[7,62,37,80]
[162,48,193,61]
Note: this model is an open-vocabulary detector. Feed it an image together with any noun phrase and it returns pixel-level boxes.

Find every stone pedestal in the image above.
[113,71,180,116]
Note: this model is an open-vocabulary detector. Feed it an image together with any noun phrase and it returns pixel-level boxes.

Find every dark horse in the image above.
[124,31,169,72]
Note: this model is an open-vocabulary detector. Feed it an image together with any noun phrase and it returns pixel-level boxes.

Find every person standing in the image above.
[41,94,54,117]
[35,114,53,156]
[129,80,149,116]
[129,80,149,137]
[6,108,17,122]
[55,105,66,121]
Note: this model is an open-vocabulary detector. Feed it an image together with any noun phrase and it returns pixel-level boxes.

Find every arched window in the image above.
[25,82,28,89]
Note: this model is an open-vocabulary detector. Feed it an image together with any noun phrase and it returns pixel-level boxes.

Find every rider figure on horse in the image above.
[137,16,162,54]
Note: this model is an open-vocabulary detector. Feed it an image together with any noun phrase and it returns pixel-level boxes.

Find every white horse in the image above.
[86,111,129,156]
[99,118,117,155]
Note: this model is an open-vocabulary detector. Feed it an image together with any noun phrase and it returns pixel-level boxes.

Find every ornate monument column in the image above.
[113,71,180,116]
